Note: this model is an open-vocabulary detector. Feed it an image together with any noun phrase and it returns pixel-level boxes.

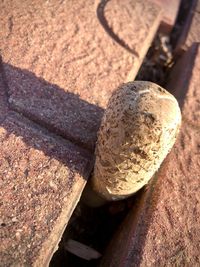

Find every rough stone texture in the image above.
[0,0,162,150]
[100,44,200,266]
[0,113,92,267]
[176,0,200,52]
[150,0,181,33]
[92,82,181,201]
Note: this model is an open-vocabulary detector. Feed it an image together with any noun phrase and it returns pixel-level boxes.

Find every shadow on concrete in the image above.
[0,60,104,152]
[0,58,102,266]
[0,57,105,181]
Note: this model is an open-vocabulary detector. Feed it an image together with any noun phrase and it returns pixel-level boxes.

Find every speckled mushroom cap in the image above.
[92,81,181,201]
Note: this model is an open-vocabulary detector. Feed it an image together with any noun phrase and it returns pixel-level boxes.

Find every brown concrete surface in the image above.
[176,0,200,52]
[100,44,200,266]
[0,0,162,150]
[0,112,92,267]
[150,0,181,33]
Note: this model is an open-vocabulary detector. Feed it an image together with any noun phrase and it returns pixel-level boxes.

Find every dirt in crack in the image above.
[49,191,143,267]
[136,0,193,87]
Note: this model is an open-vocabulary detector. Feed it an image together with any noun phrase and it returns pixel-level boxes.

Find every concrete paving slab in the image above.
[0,0,162,150]
[150,0,181,33]
[0,113,92,267]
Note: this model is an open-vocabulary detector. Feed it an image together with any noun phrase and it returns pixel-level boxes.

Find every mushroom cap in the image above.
[92,81,181,201]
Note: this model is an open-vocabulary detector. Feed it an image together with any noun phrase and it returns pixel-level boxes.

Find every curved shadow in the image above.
[97,0,139,57]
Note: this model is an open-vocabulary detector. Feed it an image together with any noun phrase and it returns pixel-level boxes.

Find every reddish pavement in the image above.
[0,112,92,267]
[0,0,162,150]
[0,0,162,265]
[1,0,197,266]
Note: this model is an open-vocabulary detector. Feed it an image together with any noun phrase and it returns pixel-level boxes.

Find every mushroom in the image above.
[84,81,181,206]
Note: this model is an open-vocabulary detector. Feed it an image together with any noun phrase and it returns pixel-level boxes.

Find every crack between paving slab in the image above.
[0,56,94,156]
[0,55,10,102]
[96,0,139,58]
[10,102,95,152]
[7,16,14,39]
[0,55,11,125]
[0,111,8,125]
[116,158,174,267]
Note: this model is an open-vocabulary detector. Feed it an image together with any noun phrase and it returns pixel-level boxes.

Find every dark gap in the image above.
[171,0,198,48]
[136,0,195,87]
[50,187,142,267]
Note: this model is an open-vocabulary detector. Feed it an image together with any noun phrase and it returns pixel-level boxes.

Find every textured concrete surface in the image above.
[100,44,200,266]
[150,0,181,33]
[0,113,92,267]
[176,0,200,52]
[0,0,162,150]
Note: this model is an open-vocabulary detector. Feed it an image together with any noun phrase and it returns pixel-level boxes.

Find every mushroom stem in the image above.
[81,180,107,207]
